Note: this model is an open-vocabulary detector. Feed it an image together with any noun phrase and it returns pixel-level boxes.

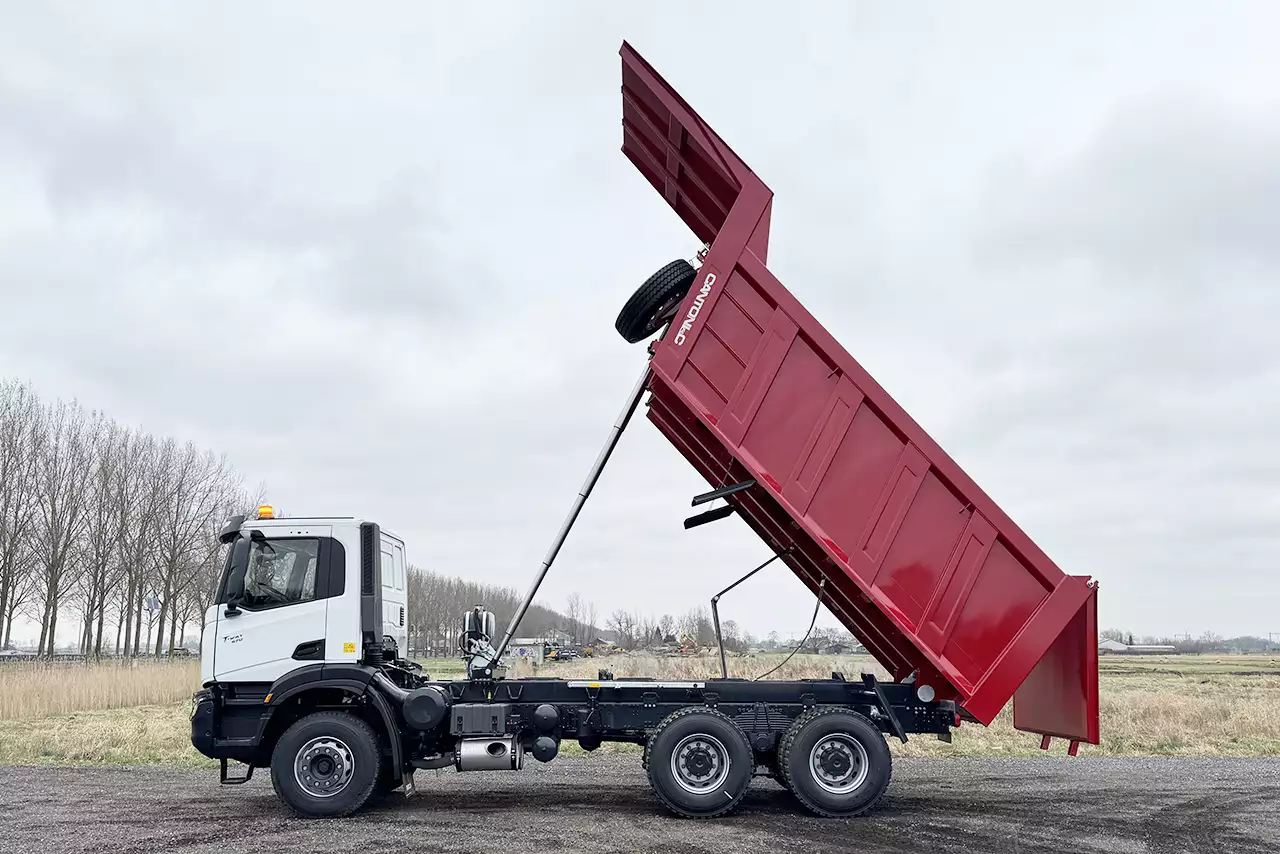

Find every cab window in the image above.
[393,543,406,591]
[381,543,395,590]
[242,538,320,610]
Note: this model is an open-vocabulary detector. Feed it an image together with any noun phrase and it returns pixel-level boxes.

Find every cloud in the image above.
[983,94,1280,272]
[1,2,1278,645]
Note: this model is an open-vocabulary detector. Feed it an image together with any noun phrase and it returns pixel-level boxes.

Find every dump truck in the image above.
[190,42,1099,820]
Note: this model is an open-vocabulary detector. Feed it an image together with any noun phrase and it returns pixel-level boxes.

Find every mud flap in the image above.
[1012,582,1100,747]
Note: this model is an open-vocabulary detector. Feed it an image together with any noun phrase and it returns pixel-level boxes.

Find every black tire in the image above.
[645,707,753,819]
[778,707,892,818]
[615,259,698,343]
[269,712,382,818]
[768,753,792,792]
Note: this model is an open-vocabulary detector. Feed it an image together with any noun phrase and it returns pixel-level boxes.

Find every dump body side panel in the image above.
[621,42,1098,744]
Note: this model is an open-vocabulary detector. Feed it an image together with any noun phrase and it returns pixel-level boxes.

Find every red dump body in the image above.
[621,43,1099,747]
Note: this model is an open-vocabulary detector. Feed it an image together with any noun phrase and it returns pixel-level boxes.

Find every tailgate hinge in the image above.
[862,674,908,744]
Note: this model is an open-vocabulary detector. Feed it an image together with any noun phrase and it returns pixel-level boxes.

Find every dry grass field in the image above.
[0,659,201,719]
[0,660,204,765]
[1,652,1277,765]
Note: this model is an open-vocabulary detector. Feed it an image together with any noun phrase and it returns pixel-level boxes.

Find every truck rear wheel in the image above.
[270,711,381,818]
[615,259,697,343]
[778,707,891,817]
[768,753,792,792]
[644,707,753,818]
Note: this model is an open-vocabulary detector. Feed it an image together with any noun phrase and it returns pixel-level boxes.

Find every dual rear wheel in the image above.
[644,707,754,818]
[644,705,891,818]
[777,707,892,817]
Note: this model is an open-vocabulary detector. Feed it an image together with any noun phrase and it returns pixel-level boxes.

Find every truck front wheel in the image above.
[270,712,382,818]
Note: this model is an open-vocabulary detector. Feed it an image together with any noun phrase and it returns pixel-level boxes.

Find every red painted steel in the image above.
[620,42,1099,745]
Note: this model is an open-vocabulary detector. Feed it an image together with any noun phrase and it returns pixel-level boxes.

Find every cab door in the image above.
[213,526,333,683]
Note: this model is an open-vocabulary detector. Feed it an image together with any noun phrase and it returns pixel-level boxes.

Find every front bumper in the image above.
[190,689,217,759]
[190,687,265,764]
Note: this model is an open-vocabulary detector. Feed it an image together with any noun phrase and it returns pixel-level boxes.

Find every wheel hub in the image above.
[683,747,713,776]
[809,734,869,795]
[818,745,851,776]
[294,736,355,798]
[671,734,730,794]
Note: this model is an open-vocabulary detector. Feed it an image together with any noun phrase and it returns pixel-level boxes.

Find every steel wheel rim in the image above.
[809,733,869,795]
[670,733,731,794]
[294,736,355,798]
[646,293,686,335]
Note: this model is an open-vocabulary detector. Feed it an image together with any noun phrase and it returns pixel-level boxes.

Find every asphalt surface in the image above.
[0,756,1276,854]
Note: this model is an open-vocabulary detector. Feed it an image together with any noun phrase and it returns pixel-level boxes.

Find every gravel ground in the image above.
[0,756,1276,854]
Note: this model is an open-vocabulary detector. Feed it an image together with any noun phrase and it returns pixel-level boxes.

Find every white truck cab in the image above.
[204,507,408,685]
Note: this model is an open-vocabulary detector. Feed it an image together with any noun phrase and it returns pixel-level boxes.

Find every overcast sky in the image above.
[2,2,1277,643]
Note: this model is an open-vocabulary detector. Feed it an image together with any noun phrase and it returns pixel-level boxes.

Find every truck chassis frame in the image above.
[193,662,953,818]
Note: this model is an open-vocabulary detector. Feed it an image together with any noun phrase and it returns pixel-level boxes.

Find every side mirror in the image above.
[217,514,246,545]
[223,537,250,616]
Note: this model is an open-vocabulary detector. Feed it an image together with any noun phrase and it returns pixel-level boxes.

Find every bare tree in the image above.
[676,606,714,647]
[75,420,128,656]
[104,430,153,656]
[565,593,582,645]
[722,619,741,652]
[0,381,41,647]
[637,613,658,649]
[606,609,639,649]
[151,440,235,656]
[31,401,95,655]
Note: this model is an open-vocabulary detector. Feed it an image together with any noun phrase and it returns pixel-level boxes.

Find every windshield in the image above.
[241,538,320,609]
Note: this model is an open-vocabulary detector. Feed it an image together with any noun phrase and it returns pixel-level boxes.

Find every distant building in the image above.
[1098,639,1178,655]
[509,638,545,665]
[0,649,36,661]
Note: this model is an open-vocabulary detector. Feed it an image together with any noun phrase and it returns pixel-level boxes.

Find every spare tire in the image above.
[615,259,697,344]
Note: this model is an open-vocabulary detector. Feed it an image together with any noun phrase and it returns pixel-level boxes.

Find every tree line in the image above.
[601,605,860,654]
[405,567,597,656]
[0,380,251,656]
